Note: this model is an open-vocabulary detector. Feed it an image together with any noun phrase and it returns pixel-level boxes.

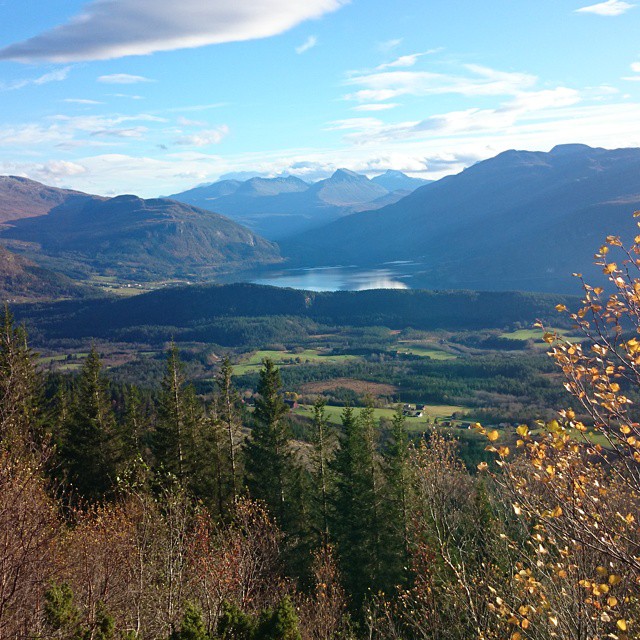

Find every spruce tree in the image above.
[310,398,334,548]
[244,359,292,524]
[382,405,412,591]
[0,305,40,450]
[330,406,378,610]
[62,347,122,500]
[215,357,242,506]
[154,344,201,482]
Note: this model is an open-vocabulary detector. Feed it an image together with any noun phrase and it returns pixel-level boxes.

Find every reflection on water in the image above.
[251,265,410,291]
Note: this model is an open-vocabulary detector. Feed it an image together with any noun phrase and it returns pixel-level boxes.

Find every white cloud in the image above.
[98,74,154,85]
[0,0,347,62]
[0,112,167,148]
[352,103,400,112]
[175,125,229,146]
[576,0,634,15]
[376,50,439,71]
[64,99,103,105]
[296,35,318,54]
[335,87,584,146]
[40,160,88,178]
[91,127,149,139]
[3,66,72,90]
[344,65,537,102]
[378,38,403,52]
[631,62,640,73]
[177,117,207,127]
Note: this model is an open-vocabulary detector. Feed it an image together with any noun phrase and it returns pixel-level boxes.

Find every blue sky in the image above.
[0,0,639,196]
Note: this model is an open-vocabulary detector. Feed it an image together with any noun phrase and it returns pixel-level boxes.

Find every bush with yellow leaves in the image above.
[476,215,640,640]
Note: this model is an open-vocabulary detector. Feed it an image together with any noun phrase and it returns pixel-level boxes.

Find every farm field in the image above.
[233,348,361,375]
[395,345,457,360]
[292,402,469,431]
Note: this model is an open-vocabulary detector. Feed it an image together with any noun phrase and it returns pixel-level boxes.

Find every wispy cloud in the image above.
[175,125,229,146]
[3,66,72,90]
[333,86,583,146]
[575,0,634,16]
[344,65,537,103]
[63,98,103,105]
[352,103,400,112]
[296,35,318,54]
[0,0,347,62]
[376,50,440,71]
[98,74,154,85]
[91,127,149,139]
[177,117,207,127]
[378,38,403,52]
[160,103,228,113]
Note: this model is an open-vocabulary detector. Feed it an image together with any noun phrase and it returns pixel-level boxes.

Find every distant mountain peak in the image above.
[549,143,597,155]
[330,168,363,181]
[370,170,431,192]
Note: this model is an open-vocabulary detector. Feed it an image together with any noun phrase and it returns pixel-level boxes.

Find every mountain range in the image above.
[168,169,431,239]
[0,177,281,287]
[2,145,640,299]
[280,144,640,293]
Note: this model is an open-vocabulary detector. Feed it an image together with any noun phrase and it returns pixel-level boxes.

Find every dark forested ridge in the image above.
[281,144,640,292]
[13,282,576,342]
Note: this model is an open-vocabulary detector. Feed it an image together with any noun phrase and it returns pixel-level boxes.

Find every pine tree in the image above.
[0,305,40,450]
[244,359,292,525]
[62,347,122,500]
[382,405,411,590]
[310,398,334,548]
[330,406,378,610]
[123,384,148,457]
[215,357,242,506]
[154,344,202,482]
[256,596,301,640]
[171,603,210,640]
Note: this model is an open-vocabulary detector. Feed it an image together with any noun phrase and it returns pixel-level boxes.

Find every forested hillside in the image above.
[13,283,576,343]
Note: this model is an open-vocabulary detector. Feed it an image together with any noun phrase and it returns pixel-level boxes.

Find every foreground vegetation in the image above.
[2,233,640,638]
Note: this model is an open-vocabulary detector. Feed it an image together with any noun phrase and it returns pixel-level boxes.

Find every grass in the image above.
[396,346,457,360]
[292,403,468,431]
[233,349,360,376]
[500,328,582,343]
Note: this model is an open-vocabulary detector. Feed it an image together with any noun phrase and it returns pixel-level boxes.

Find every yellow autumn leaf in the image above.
[603,263,617,274]
[617,619,627,631]
[516,424,529,437]
[477,462,488,472]
[487,430,500,442]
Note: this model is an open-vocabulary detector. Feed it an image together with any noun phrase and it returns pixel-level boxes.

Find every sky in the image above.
[0,0,639,196]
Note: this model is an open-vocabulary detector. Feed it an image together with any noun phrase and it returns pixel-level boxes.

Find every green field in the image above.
[500,328,582,343]
[396,346,457,360]
[292,403,468,431]
[233,349,360,375]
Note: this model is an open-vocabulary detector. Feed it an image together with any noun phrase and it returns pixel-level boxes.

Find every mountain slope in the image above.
[281,145,640,293]
[168,170,423,239]
[0,175,99,223]
[0,245,92,301]
[1,191,281,281]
